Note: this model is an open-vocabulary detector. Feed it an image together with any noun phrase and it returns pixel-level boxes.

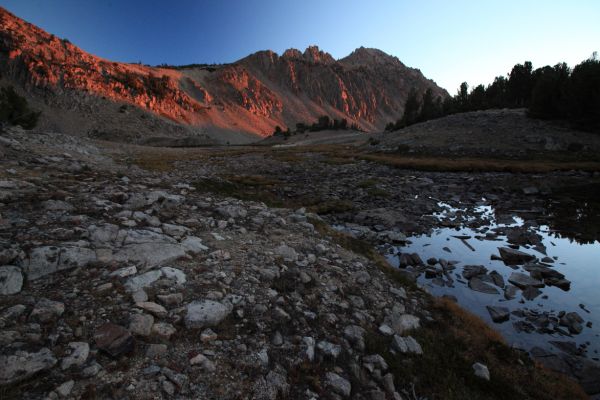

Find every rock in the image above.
[43,200,74,212]
[486,306,510,323]
[132,289,148,303]
[0,265,23,295]
[468,277,500,294]
[498,247,535,265]
[462,265,487,279]
[181,236,208,253]
[343,325,366,350]
[325,372,351,397]
[135,302,168,318]
[303,337,315,361]
[384,313,420,335]
[152,322,177,339]
[94,323,134,357]
[184,300,232,329]
[60,342,89,370]
[391,335,423,354]
[190,354,216,371]
[275,244,297,261]
[125,270,162,292]
[472,362,490,380]
[29,298,65,323]
[317,341,342,359]
[55,380,75,397]
[201,328,218,342]
[363,354,388,371]
[129,313,154,336]
[522,286,542,300]
[508,272,544,289]
[109,265,137,278]
[157,293,183,306]
[146,344,167,358]
[162,223,189,238]
[217,205,247,219]
[24,245,96,280]
[0,348,57,385]
[560,312,584,334]
[160,266,186,285]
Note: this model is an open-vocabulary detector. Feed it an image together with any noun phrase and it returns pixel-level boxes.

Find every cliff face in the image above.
[0,7,447,139]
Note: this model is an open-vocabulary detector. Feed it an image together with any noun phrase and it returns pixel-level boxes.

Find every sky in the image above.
[1,0,599,92]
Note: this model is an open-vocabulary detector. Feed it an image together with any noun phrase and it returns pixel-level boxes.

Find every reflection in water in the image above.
[387,201,600,360]
[543,184,600,245]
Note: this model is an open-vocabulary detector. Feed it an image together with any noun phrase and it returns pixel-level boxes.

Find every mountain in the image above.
[0,7,448,143]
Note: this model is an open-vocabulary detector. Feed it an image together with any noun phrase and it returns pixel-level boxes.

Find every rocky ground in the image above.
[0,126,596,399]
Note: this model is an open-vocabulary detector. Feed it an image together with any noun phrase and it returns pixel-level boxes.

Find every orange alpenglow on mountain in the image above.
[0,7,447,138]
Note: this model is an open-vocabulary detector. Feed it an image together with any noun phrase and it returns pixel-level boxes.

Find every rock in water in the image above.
[498,247,536,265]
[486,306,510,323]
[508,272,544,289]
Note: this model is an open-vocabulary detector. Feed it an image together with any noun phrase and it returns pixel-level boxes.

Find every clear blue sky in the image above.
[1,0,599,92]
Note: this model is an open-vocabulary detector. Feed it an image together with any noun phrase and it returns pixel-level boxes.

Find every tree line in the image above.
[272,115,360,137]
[387,53,600,133]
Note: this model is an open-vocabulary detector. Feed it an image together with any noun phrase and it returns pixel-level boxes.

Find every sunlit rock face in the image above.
[0,7,447,138]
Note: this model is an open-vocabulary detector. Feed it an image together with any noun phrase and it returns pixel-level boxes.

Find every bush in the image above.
[0,86,40,129]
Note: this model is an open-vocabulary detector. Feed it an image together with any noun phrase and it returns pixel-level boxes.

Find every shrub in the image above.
[0,86,40,129]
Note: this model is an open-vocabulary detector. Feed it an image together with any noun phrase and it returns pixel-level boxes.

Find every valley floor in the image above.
[0,125,598,399]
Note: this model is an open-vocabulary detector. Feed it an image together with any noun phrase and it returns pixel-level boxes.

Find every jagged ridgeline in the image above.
[0,6,447,139]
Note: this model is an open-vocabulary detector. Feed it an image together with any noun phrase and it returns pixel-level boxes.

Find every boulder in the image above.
[94,323,134,357]
[184,300,232,329]
[508,272,544,289]
[498,247,535,265]
[486,306,510,323]
[325,372,351,397]
[0,348,57,385]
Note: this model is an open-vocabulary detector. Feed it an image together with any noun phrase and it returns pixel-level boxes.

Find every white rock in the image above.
[125,270,162,292]
[181,236,208,253]
[160,266,186,285]
[0,266,23,295]
[61,342,89,370]
[325,372,351,397]
[0,348,57,385]
[473,362,490,380]
[185,300,232,329]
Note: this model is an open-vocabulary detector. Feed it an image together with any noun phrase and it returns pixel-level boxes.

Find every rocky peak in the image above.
[302,45,335,64]
[281,48,303,61]
[340,47,404,67]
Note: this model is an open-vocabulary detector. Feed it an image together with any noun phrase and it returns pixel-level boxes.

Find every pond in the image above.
[385,201,600,360]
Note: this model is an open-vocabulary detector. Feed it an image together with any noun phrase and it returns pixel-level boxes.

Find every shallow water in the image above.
[386,201,600,359]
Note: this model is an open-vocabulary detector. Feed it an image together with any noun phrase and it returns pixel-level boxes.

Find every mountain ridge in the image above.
[0,7,448,142]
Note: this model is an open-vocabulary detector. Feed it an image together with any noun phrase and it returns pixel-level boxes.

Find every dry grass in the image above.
[364,297,588,399]
[360,153,600,173]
